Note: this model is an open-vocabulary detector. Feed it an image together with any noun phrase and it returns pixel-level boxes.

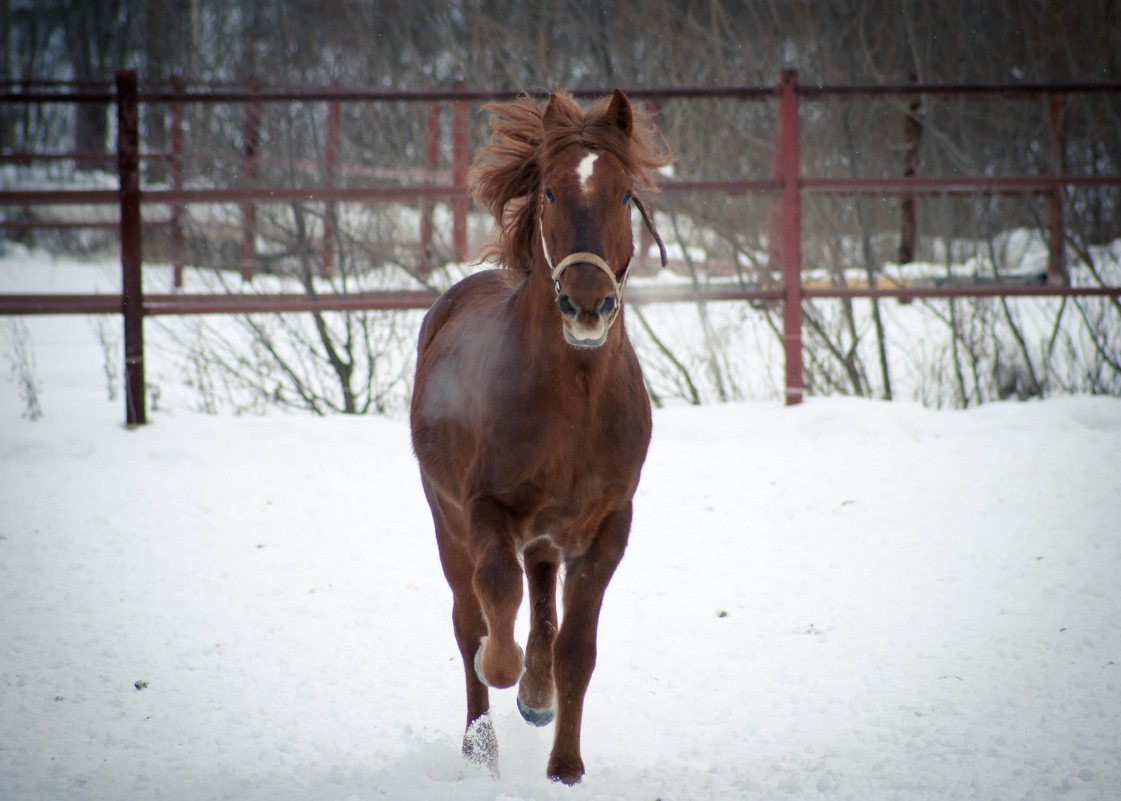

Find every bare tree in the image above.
[5,0,1120,410]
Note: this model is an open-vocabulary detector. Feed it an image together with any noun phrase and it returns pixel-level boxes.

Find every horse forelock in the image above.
[470,91,672,276]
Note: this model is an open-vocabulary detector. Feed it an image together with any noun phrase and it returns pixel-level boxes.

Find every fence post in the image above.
[779,69,804,406]
[322,83,340,277]
[240,75,260,281]
[419,98,441,276]
[899,78,922,264]
[767,119,783,278]
[452,79,469,263]
[169,74,185,288]
[117,70,146,427]
[1048,92,1068,285]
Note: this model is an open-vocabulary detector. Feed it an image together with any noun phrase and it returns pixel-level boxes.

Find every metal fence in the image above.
[2,70,1120,425]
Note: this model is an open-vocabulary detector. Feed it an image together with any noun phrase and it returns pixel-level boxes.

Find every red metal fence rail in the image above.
[2,71,1120,425]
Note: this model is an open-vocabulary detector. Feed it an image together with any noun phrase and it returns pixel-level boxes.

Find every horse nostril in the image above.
[557,293,578,319]
[599,296,618,316]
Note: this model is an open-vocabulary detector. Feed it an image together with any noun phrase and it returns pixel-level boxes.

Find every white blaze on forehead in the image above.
[576,152,598,193]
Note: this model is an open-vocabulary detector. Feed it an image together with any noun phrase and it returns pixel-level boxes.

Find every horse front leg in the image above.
[548,505,631,785]
[469,496,526,690]
[518,537,561,726]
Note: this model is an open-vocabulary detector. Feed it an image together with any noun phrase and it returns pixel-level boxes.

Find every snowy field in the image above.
[2,251,1121,800]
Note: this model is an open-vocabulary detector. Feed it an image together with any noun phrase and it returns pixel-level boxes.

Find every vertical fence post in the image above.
[899,78,922,265]
[117,69,146,427]
[779,69,804,406]
[322,83,340,278]
[240,75,260,281]
[452,79,469,263]
[419,98,441,276]
[767,119,783,278]
[169,74,185,288]
[1048,92,1068,285]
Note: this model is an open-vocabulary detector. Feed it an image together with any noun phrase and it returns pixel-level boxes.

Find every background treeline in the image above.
[3,1,1120,410]
[5,0,1119,89]
[4,0,1119,244]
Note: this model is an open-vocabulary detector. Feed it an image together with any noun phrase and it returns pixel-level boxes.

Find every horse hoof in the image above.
[473,640,526,688]
[463,715,499,777]
[547,754,585,786]
[517,695,555,727]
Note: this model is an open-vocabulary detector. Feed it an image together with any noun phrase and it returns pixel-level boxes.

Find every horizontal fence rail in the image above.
[7,283,1120,319]
[2,70,1120,425]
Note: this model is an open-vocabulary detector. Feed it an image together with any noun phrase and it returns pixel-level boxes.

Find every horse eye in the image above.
[544,189,556,204]
[622,191,633,206]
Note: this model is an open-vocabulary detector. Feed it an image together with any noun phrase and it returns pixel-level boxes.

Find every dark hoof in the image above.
[517,695,555,727]
[547,755,585,786]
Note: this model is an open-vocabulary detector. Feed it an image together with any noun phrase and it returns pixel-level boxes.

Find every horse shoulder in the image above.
[416,269,517,356]
[413,271,518,419]
[412,270,524,489]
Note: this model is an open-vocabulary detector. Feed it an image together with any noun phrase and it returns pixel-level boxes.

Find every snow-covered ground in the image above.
[2,250,1121,800]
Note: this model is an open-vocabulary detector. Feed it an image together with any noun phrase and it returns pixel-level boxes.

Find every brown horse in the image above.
[409,89,670,785]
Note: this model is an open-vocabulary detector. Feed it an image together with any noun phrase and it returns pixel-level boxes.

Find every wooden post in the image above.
[169,74,185,288]
[899,80,922,265]
[767,115,782,279]
[452,79,469,263]
[1048,92,1068,285]
[117,70,146,426]
[322,84,340,278]
[240,75,260,281]
[779,70,803,406]
[419,98,441,276]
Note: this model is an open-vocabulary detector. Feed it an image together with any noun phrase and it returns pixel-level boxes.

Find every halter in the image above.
[538,191,669,330]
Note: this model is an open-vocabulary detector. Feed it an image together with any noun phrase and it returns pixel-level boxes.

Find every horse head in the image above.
[469,89,670,352]
[538,90,666,349]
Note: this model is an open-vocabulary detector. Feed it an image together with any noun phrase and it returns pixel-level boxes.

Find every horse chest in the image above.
[485,384,648,537]
[493,370,639,462]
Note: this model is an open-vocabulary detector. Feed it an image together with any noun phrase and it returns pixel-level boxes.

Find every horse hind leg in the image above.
[424,478,498,772]
[517,538,560,726]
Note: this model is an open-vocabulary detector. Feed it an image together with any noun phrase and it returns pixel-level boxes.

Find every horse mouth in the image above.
[562,325,608,349]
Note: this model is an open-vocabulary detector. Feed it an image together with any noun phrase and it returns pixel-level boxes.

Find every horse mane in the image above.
[469,91,672,275]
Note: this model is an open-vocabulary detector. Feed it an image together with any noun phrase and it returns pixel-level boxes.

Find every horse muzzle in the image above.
[552,253,624,348]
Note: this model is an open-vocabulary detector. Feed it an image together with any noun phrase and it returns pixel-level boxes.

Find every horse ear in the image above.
[607,89,633,137]
[542,93,562,132]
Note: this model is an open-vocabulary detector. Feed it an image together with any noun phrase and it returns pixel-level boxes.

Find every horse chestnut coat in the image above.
[410,89,670,785]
